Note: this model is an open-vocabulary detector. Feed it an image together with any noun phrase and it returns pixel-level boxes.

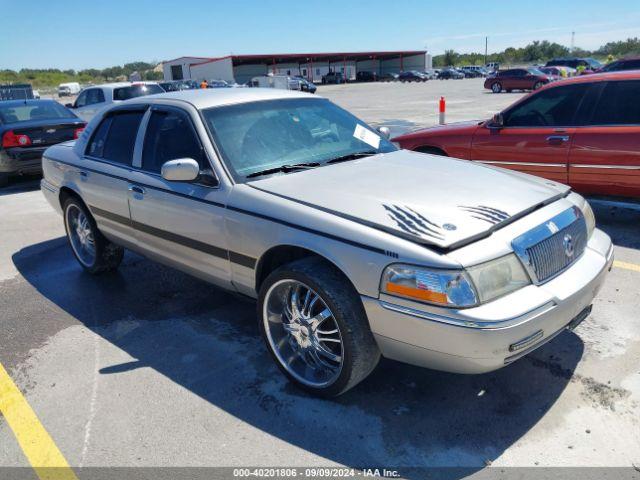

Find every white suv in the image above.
[65,82,164,122]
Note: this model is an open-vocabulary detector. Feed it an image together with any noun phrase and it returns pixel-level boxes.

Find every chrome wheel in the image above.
[65,204,96,267]
[492,82,502,93]
[263,279,344,388]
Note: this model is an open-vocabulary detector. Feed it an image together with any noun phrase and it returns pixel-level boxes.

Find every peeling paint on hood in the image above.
[250,150,570,249]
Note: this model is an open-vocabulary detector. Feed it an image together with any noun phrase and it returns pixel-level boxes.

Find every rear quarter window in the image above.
[86,111,144,165]
[113,85,164,101]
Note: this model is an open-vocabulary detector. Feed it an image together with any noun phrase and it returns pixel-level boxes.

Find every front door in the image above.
[127,106,232,288]
[472,82,591,184]
[568,79,640,197]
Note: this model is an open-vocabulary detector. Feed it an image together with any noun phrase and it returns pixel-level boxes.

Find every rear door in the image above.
[471,82,591,183]
[79,107,146,248]
[127,105,232,287]
[568,79,640,197]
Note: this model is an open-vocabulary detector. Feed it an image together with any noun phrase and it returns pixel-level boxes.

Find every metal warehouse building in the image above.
[163,51,430,84]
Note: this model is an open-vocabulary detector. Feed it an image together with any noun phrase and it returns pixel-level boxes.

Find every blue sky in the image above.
[2,0,639,70]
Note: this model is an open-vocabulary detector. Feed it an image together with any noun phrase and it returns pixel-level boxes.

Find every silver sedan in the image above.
[40,88,613,396]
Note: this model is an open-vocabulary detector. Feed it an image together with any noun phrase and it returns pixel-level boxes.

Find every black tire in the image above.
[258,257,380,397]
[533,81,544,90]
[0,174,8,188]
[63,196,124,274]
[491,82,502,93]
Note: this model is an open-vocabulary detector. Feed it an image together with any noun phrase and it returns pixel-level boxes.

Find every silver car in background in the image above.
[40,88,613,397]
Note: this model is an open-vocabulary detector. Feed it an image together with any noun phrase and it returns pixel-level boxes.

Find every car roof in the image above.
[0,99,57,107]
[83,82,159,91]
[136,87,316,109]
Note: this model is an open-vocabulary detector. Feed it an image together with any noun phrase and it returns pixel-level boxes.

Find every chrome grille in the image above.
[526,217,587,282]
[512,207,588,285]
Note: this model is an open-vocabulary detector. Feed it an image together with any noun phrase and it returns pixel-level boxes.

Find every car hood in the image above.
[249,150,570,250]
[392,120,480,141]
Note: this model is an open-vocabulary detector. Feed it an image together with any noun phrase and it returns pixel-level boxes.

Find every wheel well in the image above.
[255,246,345,291]
[59,186,84,210]
[415,145,448,156]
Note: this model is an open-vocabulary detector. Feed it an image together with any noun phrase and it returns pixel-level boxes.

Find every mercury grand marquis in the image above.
[40,88,613,397]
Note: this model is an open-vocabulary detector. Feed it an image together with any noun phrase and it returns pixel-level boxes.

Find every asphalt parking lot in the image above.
[1,80,640,477]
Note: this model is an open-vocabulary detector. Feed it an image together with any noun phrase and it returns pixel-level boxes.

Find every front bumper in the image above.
[0,147,47,175]
[364,229,614,374]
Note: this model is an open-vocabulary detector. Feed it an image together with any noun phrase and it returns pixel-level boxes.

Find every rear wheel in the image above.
[0,174,8,188]
[533,81,544,90]
[258,258,380,397]
[491,82,502,93]
[63,197,124,274]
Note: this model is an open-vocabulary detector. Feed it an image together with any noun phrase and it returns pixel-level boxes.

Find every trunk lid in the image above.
[11,119,84,148]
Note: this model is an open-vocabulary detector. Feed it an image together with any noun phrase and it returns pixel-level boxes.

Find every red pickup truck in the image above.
[393,71,640,199]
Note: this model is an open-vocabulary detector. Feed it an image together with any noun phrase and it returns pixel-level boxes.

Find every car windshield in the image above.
[112,84,164,101]
[0,101,76,124]
[202,98,397,180]
[528,67,545,75]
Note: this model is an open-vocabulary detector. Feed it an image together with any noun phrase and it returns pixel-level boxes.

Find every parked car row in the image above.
[39,87,613,397]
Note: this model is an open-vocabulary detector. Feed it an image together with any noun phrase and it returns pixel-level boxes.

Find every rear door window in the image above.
[86,111,144,165]
[503,83,590,127]
[141,109,206,173]
[590,80,640,125]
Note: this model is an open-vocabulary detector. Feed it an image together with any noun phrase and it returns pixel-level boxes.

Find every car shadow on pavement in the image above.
[0,176,41,197]
[13,238,585,478]
[591,203,640,250]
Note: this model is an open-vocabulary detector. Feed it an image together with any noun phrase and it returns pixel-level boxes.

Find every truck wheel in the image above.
[0,174,8,188]
[63,197,124,274]
[258,258,380,397]
[492,82,502,93]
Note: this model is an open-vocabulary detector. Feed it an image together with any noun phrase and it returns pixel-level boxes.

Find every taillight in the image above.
[74,127,85,139]
[2,130,32,148]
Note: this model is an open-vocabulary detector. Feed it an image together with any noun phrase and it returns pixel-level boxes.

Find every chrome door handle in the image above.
[128,185,146,195]
[546,135,570,143]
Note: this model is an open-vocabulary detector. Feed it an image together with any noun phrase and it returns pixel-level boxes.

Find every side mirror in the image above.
[489,113,504,129]
[161,158,200,182]
[377,126,391,139]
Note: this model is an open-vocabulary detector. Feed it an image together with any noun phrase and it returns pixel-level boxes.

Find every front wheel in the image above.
[0,174,8,188]
[258,258,380,397]
[533,81,544,90]
[63,197,124,274]
[491,82,502,93]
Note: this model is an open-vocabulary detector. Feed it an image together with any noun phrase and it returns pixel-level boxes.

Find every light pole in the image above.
[484,37,488,66]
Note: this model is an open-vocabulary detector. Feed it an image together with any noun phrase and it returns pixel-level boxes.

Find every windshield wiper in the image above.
[245,162,320,179]
[326,151,377,164]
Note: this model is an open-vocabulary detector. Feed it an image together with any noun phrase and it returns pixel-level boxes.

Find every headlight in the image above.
[581,200,596,237]
[381,264,478,307]
[466,254,531,304]
[381,254,531,308]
